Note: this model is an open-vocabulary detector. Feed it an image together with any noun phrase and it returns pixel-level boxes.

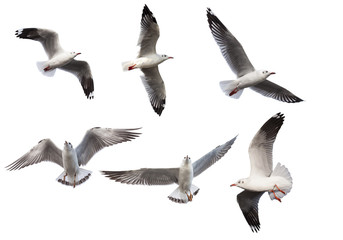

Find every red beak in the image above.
[270,72,276,75]
[168,56,174,59]
[230,184,236,187]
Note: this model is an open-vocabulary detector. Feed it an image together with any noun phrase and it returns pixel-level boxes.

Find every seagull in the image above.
[15,28,95,99]
[230,113,293,232]
[102,136,237,203]
[122,5,173,116]
[6,128,141,187]
[206,8,303,103]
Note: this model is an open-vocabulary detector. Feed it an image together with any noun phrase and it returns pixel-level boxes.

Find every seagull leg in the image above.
[44,66,51,72]
[274,184,286,194]
[73,173,76,188]
[63,172,68,183]
[185,191,193,201]
[229,88,239,96]
[271,190,282,202]
[128,64,136,71]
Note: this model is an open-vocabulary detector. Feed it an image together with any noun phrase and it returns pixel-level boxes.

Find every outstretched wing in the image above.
[101,168,179,185]
[138,5,160,57]
[59,59,94,99]
[250,80,303,103]
[207,9,254,77]
[141,67,166,116]
[15,28,63,59]
[248,113,284,177]
[237,190,265,232]
[76,128,141,166]
[6,139,63,170]
[192,136,237,178]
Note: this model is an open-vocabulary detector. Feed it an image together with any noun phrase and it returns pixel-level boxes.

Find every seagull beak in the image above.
[168,56,174,59]
[65,141,68,145]
[230,184,236,187]
[77,52,81,55]
[270,72,276,75]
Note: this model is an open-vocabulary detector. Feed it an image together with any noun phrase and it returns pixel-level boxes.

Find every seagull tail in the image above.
[168,185,200,204]
[56,168,92,187]
[219,80,243,99]
[36,61,56,77]
[268,163,293,201]
[122,60,136,71]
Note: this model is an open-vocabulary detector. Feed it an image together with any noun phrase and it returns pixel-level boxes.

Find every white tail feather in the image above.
[219,80,243,99]
[36,61,56,77]
[168,185,200,204]
[268,163,293,200]
[56,168,92,187]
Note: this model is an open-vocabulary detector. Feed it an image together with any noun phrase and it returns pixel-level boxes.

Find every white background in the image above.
[1,0,342,239]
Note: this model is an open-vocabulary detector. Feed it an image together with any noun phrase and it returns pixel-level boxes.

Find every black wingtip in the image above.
[15,28,39,39]
[152,98,165,116]
[142,4,157,24]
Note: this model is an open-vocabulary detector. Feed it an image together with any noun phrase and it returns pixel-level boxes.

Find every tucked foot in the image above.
[43,66,51,72]
[229,88,239,96]
[185,192,193,201]
[274,184,286,194]
[128,64,136,71]
[271,190,282,202]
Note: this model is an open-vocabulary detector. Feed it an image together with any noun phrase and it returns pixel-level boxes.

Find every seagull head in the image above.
[64,141,73,150]
[183,155,191,164]
[160,54,173,61]
[260,70,275,78]
[70,52,81,58]
[230,178,248,188]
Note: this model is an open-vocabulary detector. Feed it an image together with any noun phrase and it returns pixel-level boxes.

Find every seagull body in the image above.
[15,28,95,99]
[102,136,237,203]
[122,5,173,115]
[230,113,292,232]
[207,9,302,103]
[6,128,141,188]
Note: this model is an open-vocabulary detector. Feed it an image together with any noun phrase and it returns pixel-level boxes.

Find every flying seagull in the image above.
[230,113,293,232]
[207,8,303,103]
[102,136,237,203]
[122,5,173,116]
[15,28,95,99]
[6,128,141,187]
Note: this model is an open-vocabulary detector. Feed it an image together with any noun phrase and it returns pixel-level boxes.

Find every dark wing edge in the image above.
[192,135,237,178]
[237,190,265,233]
[250,80,303,103]
[6,139,63,171]
[59,59,94,99]
[206,8,255,77]
[101,168,179,185]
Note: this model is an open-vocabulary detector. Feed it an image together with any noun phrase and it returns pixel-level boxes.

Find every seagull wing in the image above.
[237,190,265,233]
[193,136,237,178]
[248,113,284,177]
[76,128,141,166]
[101,168,179,185]
[6,139,63,170]
[207,8,255,77]
[138,5,160,57]
[15,28,63,59]
[250,80,303,103]
[59,59,95,99]
[141,67,166,116]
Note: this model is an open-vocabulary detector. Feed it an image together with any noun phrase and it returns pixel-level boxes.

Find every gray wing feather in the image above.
[138,5,159,57]
[237,190,265,232]
[6,139,63,170]
[76,128,141,166]
[141,67,166,116]
[101,168,179,185]
[59,59,94,99]
[207,9,254,77]
[250,80,303,103]
[192,136,237,178]
[248,113,284,177]
[15,28,63,59]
